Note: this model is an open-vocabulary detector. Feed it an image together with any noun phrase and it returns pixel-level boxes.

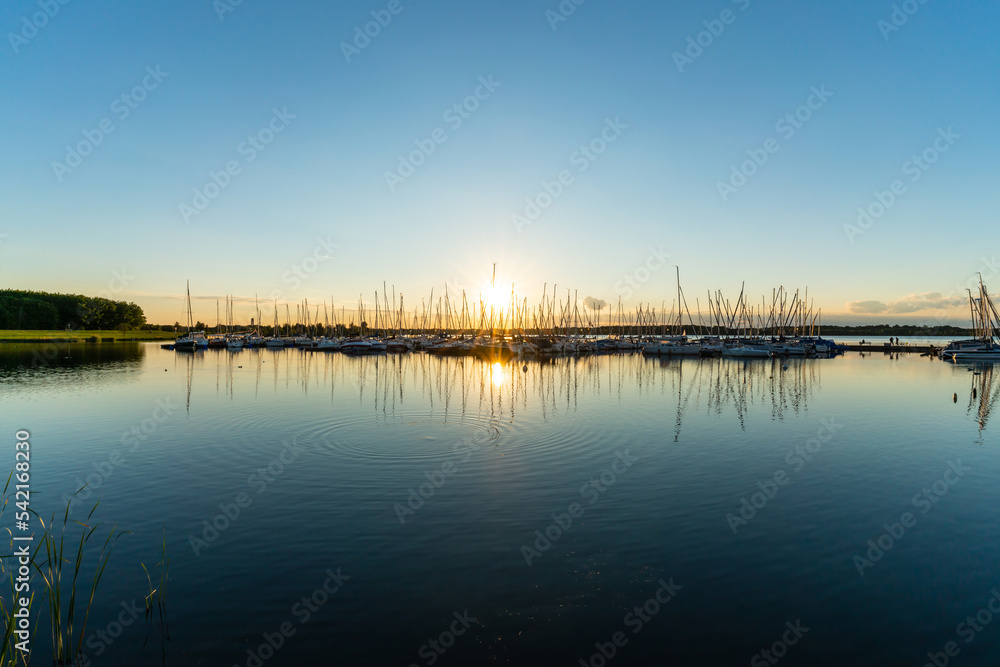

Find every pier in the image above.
[843,343,941,354]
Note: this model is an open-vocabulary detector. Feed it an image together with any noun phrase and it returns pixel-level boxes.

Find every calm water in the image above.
[2,341,999,665]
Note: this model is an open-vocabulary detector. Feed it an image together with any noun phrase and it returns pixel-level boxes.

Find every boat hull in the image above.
[722,347,772,358]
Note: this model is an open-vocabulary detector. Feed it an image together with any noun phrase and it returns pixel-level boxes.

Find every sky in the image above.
[1,0,998,326]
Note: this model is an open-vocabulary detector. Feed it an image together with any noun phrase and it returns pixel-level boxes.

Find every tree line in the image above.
[0,289,146,330]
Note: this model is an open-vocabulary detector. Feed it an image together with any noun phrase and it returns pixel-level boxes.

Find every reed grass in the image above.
[0,478,175,666]
[140,530,169,652]
[34,496,131,665]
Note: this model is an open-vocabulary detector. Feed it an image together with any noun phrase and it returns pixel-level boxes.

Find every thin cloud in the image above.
[847,292,967,315]
[847,300,888,314]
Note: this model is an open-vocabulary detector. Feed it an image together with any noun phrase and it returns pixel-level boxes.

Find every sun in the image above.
[483,284,507,311]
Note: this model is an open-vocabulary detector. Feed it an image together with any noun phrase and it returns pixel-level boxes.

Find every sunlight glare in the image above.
[491,362,505,387]
[483,284,507,312]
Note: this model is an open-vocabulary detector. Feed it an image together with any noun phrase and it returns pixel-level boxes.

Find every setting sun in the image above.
[482,284,508,312]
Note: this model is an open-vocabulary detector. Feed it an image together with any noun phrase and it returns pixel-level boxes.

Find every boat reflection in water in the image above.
[965,362,1000,443]
[170,347,825,439]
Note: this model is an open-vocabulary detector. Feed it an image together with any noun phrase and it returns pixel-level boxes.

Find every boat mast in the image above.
[186,281,193,334]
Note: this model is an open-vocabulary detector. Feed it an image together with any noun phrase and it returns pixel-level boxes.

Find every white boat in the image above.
[177,331,209,349]
[226,336,244,349]
[949,349,1000,361]
[642,341,702,356]
[699,339,724,356]
[341,339,373,353]
[939,339,994,360]
[315,337,341,350]
[769,342,808,356]
[425,339,471,355]
[614,337,641,350]
[385,339,412,353]
[511,340,538,356]
[173,336,197,351]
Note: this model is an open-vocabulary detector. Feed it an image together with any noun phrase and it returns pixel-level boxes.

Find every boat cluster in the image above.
[938,278,1000,362]
[169,332,845,358]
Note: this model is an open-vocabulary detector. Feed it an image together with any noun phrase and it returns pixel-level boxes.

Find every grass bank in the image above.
[0,330,177,343]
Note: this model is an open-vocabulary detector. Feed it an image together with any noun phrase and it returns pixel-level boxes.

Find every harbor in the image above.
[161,278,997,363]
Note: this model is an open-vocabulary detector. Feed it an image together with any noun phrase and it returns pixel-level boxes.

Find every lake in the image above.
[2,340,998,665]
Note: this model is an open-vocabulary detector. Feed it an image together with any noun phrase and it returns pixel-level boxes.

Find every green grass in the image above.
[0,330,177,342]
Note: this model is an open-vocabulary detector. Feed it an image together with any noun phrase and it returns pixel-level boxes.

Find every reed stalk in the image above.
[33,493,130,665]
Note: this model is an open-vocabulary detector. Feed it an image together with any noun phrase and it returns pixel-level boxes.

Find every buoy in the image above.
[953,393,958,402]
[973,388,977,398]
[522,365,528,372]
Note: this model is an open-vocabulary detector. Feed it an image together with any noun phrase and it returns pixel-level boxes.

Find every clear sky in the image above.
[2,0,997,326]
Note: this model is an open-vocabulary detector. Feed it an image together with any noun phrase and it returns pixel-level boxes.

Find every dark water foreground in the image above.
[1,342,999,665]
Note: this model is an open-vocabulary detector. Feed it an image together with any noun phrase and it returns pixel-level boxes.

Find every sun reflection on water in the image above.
[491,362,505,387]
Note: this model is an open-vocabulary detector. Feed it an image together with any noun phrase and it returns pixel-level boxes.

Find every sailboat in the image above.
[225,296,244,349]
[642,269,702,356]
[208,300,227,348]
[941,277,1000,361]
[266,300,285,348]
[174,281,204,351]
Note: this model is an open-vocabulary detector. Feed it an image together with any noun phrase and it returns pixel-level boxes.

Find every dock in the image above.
[843,344,941,354]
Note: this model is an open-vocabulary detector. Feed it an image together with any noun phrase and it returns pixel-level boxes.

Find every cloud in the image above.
[584,296,607,311]
[847,300,888,314]
[847,292,967,315]
[887,292,966,314]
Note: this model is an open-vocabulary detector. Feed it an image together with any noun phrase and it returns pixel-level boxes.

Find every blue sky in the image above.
[1,0,997,325]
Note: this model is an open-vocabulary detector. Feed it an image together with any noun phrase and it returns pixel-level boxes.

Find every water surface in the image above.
[2,341,998,665]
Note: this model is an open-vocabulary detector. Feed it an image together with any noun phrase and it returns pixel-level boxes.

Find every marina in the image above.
[160,278,998,366]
